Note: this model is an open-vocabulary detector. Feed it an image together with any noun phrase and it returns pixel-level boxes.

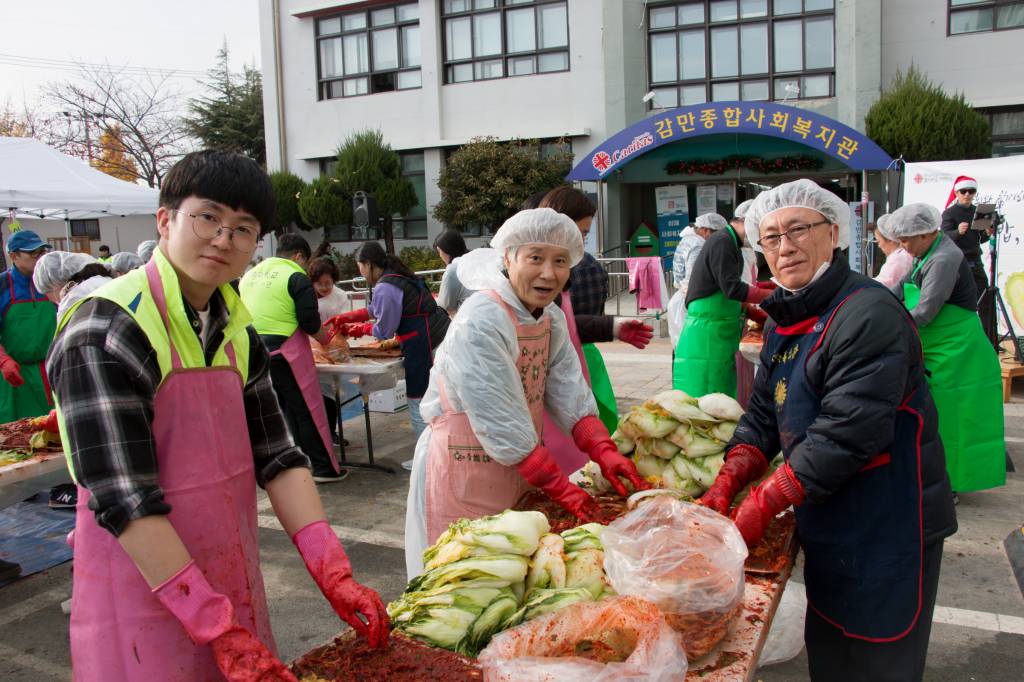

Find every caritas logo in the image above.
[592,151,612,172]
[914,173,923,184]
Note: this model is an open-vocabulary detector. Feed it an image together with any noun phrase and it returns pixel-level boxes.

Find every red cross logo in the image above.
[592,151,612,172]
[913,173,923,184]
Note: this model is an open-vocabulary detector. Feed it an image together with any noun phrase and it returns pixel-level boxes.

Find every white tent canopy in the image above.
[0,136,158,220]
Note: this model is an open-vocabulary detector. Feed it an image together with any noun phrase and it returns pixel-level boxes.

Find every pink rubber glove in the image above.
[293,520,390,649]
[615,319,654,349]
[572,415,650,497]
[700,444,769,516]
[340,322,374,339]
[0,354,23,387]
[732,464,804,546]
[516,445,604,523]
[153,560,296,682]
[323,309,370,339]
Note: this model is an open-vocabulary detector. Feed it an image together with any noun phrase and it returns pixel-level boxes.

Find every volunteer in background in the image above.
[308,255,352,446]
[731,199,767,409]
[326,242,450,471]
[33,251,113,323]
[674,211,771,397]
[137,239,158,263]
[97,245,112,262]
[49,150,387,681]
[403,208,648,578]
[434,229,471,315]
[240,234,344,484]
[702,180,956,682]
[0,230,55,422]
[110,251,145,277]
[872,213,914,288]
[891,202,1005,494]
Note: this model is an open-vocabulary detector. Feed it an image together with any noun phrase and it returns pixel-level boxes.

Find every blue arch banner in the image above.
[567,101,893,181]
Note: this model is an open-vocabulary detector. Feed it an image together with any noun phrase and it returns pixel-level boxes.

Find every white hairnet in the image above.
[745,179,850,253]
[874,213,895,242]
[734,199,755,220]
[33,251,97,293]
[110,251,144,274]
[888,203,940,239]
[489,208,584,267]
[695,213,728,231]
[137,240,157,262]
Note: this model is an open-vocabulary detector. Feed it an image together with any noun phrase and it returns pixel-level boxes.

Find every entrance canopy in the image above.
[0,137,158,219]
[568,101,893,181]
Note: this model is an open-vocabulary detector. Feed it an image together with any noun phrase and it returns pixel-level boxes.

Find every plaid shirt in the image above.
[47,292,309,537]
[569,252,610,317]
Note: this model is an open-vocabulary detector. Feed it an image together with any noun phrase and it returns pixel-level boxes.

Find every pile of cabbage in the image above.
[585,390,744,498]
[388,510,612,656]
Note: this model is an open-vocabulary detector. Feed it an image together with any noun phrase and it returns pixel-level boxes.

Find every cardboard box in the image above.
[368,380,407,413]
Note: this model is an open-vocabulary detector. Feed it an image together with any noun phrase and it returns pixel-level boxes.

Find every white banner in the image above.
[903,158,1024,335]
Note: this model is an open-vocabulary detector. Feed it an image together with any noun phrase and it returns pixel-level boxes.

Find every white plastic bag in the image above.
[757,581,806,668]
[478,596,688,682]
[667,287,687,348]
[602,496,747,659]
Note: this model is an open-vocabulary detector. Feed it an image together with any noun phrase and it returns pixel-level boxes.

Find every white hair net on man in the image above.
[33,251,98,293]
[111,251,144,274]
[745,179,850,253]
[734,199,755,220]
[874,213,894,242]
[887,203,941,239]
[137,240,157,262]
[489,208,585,267]
[695,213,728,231]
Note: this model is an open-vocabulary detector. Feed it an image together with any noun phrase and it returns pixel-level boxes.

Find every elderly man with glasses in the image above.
[699,180,956,682]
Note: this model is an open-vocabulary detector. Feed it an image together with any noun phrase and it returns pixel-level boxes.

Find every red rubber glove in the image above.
[755,280,777,291]
[153,560,296,682]
[615,320,654,349]
[516,445,602,523]
[340,322,374,339]
[293,520,390,649]
[742,302,768,325]
[700,444,769,516]
[732,463,805,546]
[42,409,60,434]
[0,354,23,387]
[572,415,650,497]
[323,309,371,338]
[743,284,772,305]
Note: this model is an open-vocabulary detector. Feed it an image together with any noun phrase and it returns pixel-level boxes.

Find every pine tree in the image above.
[865,66,990,162]
[269,171,308,234]
[186,45,266,164]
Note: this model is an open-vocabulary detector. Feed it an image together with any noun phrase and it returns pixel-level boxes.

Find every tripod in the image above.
[980,220,1023,362]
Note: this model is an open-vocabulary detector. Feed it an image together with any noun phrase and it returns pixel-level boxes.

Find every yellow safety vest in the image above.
[238,257,306,337]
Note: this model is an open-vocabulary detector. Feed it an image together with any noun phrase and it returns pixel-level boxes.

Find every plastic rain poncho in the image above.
[888,203,940,239]
[745,179,850,253]
[405,274,597,577]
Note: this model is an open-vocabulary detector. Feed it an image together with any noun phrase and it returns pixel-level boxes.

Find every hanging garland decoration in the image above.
[665,154,824,176]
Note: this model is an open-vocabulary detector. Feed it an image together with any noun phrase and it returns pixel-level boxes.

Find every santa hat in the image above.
[946,175,977,209]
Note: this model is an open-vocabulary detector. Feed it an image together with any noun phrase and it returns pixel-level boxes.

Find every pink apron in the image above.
[425,290,549,544]
[70,260,275,681]
[542,291,591,475]
[270,330,339,473]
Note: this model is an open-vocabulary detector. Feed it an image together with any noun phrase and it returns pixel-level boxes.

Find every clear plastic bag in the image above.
[757,581,806,668]
[602,496,748,659]
[478,596,688,682]
[667,288,687,348]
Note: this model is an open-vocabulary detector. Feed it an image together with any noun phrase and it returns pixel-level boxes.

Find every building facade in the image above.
[259,0,1024,252]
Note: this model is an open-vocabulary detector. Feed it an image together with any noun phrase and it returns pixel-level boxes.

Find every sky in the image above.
[1,0,262,113]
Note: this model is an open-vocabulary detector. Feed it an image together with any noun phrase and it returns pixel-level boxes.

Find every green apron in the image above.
[673,227,744,397]
[582,343,618,433]
[0,271,57,422]
[904,248,1005,492]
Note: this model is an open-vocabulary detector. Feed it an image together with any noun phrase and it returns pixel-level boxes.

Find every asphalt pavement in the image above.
[1,337,1022,681]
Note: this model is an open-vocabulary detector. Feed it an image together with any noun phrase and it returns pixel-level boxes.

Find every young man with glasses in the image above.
[0,230,55,423]
[700,180,956,681]
[674,210,773,397]
[48,151,388,681]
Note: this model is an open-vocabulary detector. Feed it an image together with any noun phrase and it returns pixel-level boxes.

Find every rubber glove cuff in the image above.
[292,520,353,588]
[153,560,235,646]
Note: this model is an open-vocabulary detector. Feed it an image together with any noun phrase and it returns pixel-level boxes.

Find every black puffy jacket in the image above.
[728,256,957,544]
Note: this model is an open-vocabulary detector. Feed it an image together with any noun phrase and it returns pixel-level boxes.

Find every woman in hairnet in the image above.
[872,213,914,288]
[700,180,956,682]
[33,251,113,322]
[136,240,157,263]
[890,203,1004,494]
[674,209,773,396]
[404,208,647,577]
[109,252,144,277]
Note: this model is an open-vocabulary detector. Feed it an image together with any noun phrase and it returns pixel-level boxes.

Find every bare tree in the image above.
[45,63,192,187]
[0,97,47,138]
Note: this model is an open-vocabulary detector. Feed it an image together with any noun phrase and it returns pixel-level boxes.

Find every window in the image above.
[646,0,835,108]
[979,105,1024,156]
[393,152,428,240]
[70,219,100,240]
[316,3,421,99]
[949,1,1024,34]
[442,0,569,83]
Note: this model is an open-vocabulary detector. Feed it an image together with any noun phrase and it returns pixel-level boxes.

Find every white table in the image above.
[317,358,404,474]
[0,452,66,490]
